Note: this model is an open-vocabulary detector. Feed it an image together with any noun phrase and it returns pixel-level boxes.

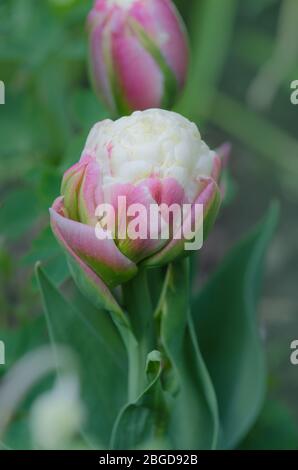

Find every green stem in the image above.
[122,268,155,402]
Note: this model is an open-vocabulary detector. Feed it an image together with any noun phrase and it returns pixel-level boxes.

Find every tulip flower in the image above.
[88,0,189,115]
[50,109,221,311]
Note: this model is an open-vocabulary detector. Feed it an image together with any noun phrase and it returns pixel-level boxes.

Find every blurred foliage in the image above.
[239,399,298,450]
[193,203,279,449]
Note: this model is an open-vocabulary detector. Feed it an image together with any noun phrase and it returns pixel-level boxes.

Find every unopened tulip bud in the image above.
[88,0,189,114]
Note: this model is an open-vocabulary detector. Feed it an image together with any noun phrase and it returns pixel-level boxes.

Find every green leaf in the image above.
[66,255,129,328]
[210,93,298,185]
[0,317,48,375]
[192,203,279,449]
[111,350,168,450]
[35,263,128,447]
[0,316,50,450]
[159,259,219,450]
[177,0,237,119]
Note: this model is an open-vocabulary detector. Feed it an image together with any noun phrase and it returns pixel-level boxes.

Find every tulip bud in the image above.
[88,0,189,115]
[50,109,221,310]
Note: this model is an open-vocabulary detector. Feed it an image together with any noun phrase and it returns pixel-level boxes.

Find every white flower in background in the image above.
[50,108,222,311]
[88,0,189,114]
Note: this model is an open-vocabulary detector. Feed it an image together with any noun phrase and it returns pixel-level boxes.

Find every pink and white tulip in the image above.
[50,109,221,310]
[88,0,188,115]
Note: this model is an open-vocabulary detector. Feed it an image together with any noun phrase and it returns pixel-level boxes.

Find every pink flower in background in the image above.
[50,109,221,310]
[88,0,189,115]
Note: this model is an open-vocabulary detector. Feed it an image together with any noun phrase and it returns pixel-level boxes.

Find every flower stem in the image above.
[122,268,155,402]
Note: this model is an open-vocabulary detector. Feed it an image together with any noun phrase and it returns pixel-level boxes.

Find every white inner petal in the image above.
[83,109,216,200]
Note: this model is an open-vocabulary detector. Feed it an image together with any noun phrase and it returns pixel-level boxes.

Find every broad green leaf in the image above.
[159,259,219,450]
[36,264,128,447]
[192,203,279,449]
[62,131,88,171]
[111,272,169,450]
[111,350,167,450]
[71,90,109,132]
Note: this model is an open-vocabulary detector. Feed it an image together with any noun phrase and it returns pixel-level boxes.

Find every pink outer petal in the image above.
[50,197,137,288]
[130,0,188,86]
[111,23,163,110]
[142,179,221,268]
[67,252,126,324]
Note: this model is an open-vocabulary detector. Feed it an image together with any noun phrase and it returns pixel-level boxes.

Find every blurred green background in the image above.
[0,0,297,449]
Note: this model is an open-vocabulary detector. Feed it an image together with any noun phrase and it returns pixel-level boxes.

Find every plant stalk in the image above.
[122,268,155,402]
